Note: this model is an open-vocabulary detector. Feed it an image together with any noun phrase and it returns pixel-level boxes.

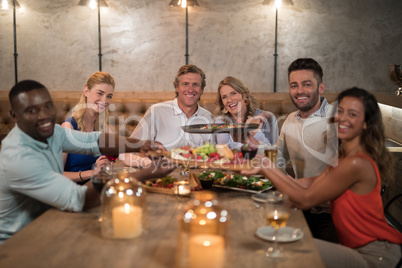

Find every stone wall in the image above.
[0,0,401,94]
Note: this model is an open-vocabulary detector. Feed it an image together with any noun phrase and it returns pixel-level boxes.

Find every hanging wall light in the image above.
[169,0,199,65]
[2,0,21,84]
[263,0,294,93]
[78,0,108,71]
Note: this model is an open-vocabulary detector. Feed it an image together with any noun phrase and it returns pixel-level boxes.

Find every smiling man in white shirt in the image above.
[130,65,214,151]
[276,58,339,243]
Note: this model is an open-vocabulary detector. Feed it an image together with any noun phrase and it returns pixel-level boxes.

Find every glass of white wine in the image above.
[264,202,290,261]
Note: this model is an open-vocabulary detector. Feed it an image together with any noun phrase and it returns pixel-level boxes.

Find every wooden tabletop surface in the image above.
[0,170,324,268]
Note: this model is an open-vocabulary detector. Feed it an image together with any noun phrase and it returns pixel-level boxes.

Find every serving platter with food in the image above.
[197,170,273,193]
[181,123,259,133]
[161,143,259,171]
[144,174,202,195]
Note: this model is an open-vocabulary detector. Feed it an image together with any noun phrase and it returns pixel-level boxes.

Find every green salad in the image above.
[197,171,272,191]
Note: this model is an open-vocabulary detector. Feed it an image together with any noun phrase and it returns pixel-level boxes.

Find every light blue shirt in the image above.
[0,124,101,244]
[215,109,279,150]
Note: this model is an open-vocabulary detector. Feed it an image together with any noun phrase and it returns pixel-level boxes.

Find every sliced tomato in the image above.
[209,152,220,158]
[233,151,243,160]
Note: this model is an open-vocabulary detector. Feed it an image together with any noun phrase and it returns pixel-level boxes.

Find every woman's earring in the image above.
[244,95,249,105]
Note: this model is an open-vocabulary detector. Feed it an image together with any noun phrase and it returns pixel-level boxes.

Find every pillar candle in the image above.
[112,203,142,239]
[188,234,224,268]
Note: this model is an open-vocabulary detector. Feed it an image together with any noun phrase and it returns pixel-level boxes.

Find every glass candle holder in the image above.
[174,180,192,196]
[176,191,230,268]
[100,168,147,239]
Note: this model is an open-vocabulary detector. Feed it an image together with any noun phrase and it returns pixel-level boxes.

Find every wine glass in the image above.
[105,154,118,170]
[91,162,113,193]
[264,202,290,261]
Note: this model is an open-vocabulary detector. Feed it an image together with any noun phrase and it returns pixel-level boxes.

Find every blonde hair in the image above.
[72,72,115,132]
[214,76,258,123]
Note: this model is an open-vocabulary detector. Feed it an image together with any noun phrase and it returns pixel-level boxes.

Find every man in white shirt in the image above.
[276,58,339,243]
[130,65,214,151]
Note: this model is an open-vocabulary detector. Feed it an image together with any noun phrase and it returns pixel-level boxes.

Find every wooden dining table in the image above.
[0,169,324,268]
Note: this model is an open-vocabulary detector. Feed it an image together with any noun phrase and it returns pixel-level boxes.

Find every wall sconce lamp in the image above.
[1,0,20,84]
[169,0,199,65]
[263,0,294,93]
[78,0,108,71]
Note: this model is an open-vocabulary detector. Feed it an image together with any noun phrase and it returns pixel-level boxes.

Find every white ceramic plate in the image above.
[252,192,284,203]
[256,226,304,242]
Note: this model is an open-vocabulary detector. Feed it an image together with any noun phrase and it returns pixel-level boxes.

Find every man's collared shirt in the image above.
[0,125,101,243]
[131,98,214,150]
[276,97,338,178]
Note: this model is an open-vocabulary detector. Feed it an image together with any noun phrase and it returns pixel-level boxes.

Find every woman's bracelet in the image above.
[79,171,83,182]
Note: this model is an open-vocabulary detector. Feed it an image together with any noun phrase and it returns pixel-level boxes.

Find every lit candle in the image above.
[174,181,191,195]
[112,203,142,239]
[188,234,224,268]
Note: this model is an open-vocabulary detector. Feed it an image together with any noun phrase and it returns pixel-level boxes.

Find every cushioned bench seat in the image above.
[0,91,339,140]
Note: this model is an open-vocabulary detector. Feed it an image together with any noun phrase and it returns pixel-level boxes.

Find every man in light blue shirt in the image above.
[0,80,174,244]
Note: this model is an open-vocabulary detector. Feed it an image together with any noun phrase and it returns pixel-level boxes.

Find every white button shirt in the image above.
[131,98,214,150]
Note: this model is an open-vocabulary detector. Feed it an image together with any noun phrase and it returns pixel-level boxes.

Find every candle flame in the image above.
[203,240,211,246]
[124,203,131,213]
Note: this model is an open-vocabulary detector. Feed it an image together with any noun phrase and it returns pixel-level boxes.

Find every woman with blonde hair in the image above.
[215,76,279,149]
[62,72,115,184]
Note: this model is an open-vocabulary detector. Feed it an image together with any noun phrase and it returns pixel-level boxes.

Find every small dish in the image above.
[200,179,213,189]
[256,226,304,242]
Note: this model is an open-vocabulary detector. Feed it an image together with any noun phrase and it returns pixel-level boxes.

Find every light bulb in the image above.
[275,0,281,8]
[89,0,97,10]
[1,0,9,10]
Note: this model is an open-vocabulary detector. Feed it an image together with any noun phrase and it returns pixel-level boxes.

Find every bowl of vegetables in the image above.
[198,171,225,189]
